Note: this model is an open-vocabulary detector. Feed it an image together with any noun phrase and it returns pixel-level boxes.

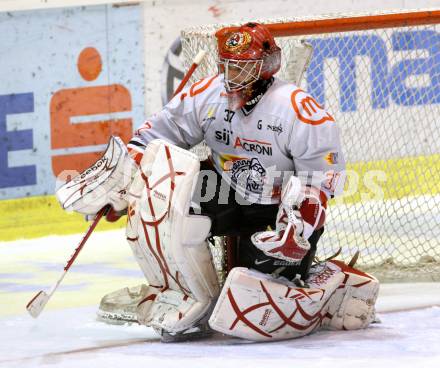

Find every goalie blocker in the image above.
[56,137,379,342]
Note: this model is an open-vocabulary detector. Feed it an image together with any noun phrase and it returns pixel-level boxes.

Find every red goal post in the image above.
[181,9,440,282]
[264,9,440,36]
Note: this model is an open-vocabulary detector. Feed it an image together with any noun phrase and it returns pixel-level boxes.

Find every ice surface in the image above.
[1,306,440,368]
[1,230,440,367]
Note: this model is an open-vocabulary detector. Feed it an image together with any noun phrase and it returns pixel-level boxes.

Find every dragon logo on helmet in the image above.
[224,31,252,54]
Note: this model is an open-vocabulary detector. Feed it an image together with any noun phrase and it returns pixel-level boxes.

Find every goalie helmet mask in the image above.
[215,22,281,110]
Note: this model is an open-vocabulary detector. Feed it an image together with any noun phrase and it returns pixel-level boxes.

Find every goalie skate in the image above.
[97,286,216,341]
[97,284,150,325]
[155,320,214,343]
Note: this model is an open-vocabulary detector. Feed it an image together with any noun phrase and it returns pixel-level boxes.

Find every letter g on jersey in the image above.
[291,89,335,125]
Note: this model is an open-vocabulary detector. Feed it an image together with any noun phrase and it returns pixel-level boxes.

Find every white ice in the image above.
[1,230,440,368]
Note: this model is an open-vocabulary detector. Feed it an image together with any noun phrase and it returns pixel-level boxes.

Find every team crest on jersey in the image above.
[291,89,335,125]
[231,157,266,194]
[224,31,252,53]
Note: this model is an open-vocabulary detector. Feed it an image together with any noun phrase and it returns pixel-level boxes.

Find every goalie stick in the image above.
[26,206,109,318]
[172,50,207,97]
[25,49,208,319]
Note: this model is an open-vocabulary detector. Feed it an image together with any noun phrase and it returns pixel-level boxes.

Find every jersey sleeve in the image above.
[288,89,346,199]
[128,77,218,158]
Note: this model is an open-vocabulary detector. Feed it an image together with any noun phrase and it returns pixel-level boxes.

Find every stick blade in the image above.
[26,291,50,318]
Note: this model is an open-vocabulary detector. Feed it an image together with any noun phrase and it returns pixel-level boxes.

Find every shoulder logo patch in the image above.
[291,89,335,125]
[324,152,339,165]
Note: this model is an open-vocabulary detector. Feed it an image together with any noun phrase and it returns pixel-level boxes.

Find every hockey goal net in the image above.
[181,9,440,282]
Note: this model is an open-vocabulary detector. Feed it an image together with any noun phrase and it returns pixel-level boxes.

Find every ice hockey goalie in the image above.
[55,22,379,342]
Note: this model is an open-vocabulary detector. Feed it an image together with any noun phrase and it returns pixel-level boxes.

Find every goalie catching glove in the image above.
[56,136,137,218]
[252,176,326,264]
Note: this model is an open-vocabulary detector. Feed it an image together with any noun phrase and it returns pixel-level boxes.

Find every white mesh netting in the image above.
[182,10,440,282]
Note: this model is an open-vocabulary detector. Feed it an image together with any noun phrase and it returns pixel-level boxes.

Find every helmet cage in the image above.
[218,58,263,92]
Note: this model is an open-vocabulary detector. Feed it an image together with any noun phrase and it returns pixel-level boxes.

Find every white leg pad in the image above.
[125,140,220,333]
[209,261,379,341]
[208,267,344,341]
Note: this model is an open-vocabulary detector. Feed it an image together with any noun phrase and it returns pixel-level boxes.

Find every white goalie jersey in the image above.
[129,75,346,204]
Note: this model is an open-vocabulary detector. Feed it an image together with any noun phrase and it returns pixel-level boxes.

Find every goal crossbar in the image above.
[265,9,440,36]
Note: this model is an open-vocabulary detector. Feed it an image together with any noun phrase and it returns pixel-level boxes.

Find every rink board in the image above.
[1,152,439,242]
